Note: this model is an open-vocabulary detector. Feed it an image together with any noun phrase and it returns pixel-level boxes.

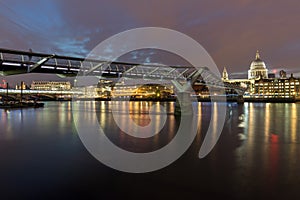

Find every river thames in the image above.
[0,101,300,199]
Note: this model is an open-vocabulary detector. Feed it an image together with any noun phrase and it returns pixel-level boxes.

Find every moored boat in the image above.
[0,101,44,109]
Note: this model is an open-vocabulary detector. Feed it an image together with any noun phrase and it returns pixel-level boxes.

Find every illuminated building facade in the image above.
[248,50,268,79]
[31,81,71,91]
[252,74,300,98]
[223,50,300,100]
[222,67,254,95]
[112,83,174,99]
[222,67,229,81]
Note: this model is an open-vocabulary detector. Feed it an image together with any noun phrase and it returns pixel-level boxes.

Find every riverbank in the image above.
[43,96,300,103]
[244,97,298,103]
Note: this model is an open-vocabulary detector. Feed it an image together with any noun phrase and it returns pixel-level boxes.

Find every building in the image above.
[15,81,27,90]
[279,70,287,78]
[112,83,174,99]
[31,81,71,91]
[252,74,300,98]
[222,67,229,81]
[222,67,254,95]
[248,50,268,79]
[223,50,300,100]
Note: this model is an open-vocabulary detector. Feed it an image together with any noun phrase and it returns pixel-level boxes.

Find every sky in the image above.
[1,0,300,84]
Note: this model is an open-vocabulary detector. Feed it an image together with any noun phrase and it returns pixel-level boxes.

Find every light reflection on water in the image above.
[231,103,300,198]
[94,101,180,153]
[0,102,75,139]
[1,101,300,156]
[0,101,300,198]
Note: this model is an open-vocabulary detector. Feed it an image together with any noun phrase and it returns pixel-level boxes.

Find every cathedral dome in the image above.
[248,50,268,80]
[250,50,267,70]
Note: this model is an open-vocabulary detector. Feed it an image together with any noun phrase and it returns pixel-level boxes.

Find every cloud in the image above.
[53,37,90,57]
[1,0,300,75]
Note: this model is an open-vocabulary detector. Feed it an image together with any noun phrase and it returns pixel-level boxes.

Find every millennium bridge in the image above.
[0,48,247,105]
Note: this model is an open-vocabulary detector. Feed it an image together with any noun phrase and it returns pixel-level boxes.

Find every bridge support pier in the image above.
[172,69,206,116]
[175,92,193,116]
[237,95,244,104]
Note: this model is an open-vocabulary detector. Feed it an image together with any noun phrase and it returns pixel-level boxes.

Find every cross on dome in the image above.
[255,50,260,60]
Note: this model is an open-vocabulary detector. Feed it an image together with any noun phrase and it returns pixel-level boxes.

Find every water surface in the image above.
[0,101,300,199]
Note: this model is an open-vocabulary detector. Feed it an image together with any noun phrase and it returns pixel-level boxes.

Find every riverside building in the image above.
[31,81,71,91]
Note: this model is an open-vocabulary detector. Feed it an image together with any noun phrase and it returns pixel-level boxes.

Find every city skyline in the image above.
[0,0,300,78]
[0,48,298,87]
[2,1,300,199]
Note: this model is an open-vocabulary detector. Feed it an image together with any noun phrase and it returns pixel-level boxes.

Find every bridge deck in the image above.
[0,48,246,93]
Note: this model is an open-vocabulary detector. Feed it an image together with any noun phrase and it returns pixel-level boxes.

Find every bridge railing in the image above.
[0,48,246,94]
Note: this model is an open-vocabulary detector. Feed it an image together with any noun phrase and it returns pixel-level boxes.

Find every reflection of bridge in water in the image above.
[0,48,246,104]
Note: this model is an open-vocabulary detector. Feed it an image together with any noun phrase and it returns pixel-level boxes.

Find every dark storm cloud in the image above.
[1,0,300,77]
